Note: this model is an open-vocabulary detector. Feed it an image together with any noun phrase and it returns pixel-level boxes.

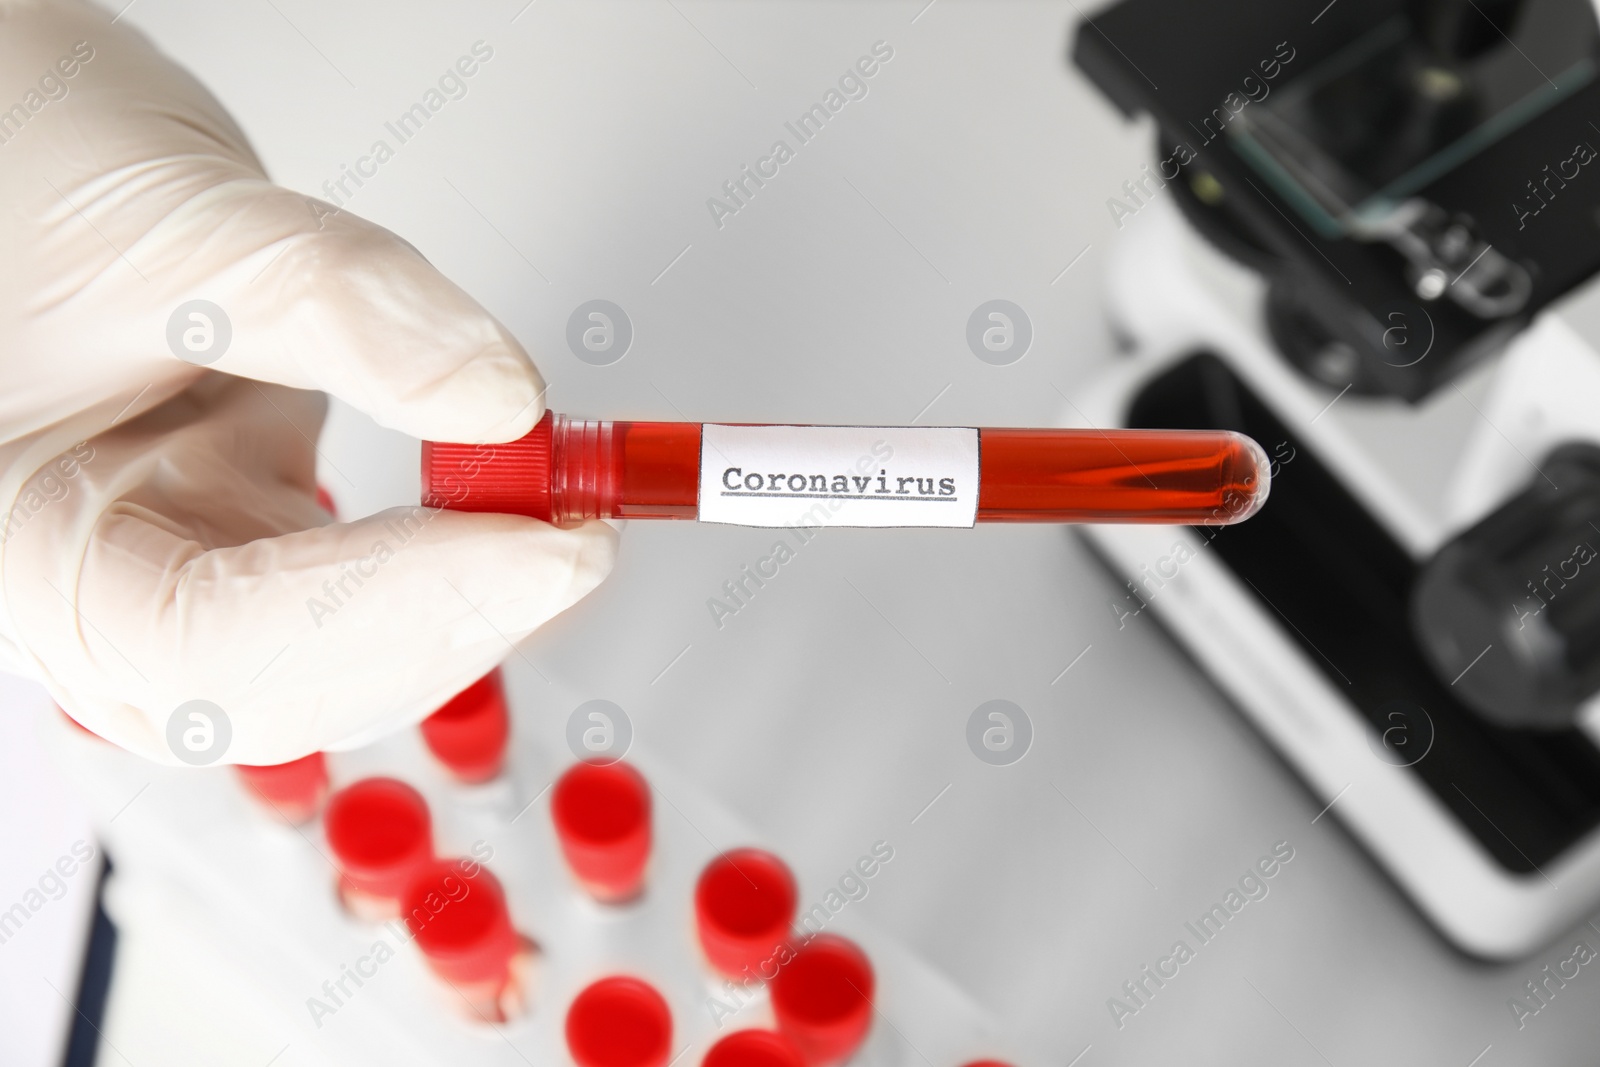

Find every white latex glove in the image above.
[0,0,616,765]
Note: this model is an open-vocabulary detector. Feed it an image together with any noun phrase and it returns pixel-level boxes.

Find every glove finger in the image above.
[16,502,615,765]
[6,2,543,445]
[149,181,549,446]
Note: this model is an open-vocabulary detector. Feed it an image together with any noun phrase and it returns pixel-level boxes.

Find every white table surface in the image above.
[6,1,1600,1064]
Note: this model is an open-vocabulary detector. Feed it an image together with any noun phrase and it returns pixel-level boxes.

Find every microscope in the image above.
[1070,0,1600,957]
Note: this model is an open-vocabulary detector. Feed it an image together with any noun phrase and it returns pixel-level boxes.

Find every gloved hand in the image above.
[0,0,617,765]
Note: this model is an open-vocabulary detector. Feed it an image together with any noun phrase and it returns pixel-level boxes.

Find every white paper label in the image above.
[698,424,979,528]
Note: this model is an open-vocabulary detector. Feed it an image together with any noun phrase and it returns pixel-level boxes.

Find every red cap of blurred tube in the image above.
[695,849,798,979]
[56,705,106,743]
[702,1030,805,1067]
[552,760,652,903]
[420,670,510,783]
[771,935,874,1066]
[566,976,672,1067]
[403,859,518,986]
[324,777,433,902]
[235,753,329,824]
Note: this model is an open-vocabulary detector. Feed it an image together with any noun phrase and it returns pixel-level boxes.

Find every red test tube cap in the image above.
[960,1062,1018,1067]
[403,860,518,987]
[695,849,798,979]
[235,753,329,823]
[423,411,553,519]
[420,670,510,783]
[566,976,673,1067]
[552,760,652,903]
[771,935,874,1066]
[702,1030,805,1067]
[324,778,434,905]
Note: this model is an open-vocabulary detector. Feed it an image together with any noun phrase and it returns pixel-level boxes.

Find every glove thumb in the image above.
[168,183,547,444]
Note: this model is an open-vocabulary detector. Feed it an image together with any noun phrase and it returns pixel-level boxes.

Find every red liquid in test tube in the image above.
[324,777,433,920]
[552,760,652,904]
[695,849,798,979]
[403,859,534,1022]
[702,1030,805,1067]
[420,670,510,784]
[770,935,874,1066]
[566,976,673,1067]
[235,753,329,824]
[422,412,1269,526]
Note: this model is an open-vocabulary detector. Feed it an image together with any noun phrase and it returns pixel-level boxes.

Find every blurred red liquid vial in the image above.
[566,976,673,1067]
[552,760,652,903]
[56,705,105,743]
[235,753,329,824]
[959,1062,1017,1067]
[404,859,534,1022]
[702,1030,805,1067]
[325,777,433,920]
[771,936,874,1066]
[420,670,510,784]
[695,849,798,979]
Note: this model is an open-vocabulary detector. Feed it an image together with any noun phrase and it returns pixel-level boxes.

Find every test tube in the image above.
[701,1030,805,1067]
[324,777,433,920]
[565,976,673,1067]
[770,935,874,1066]
[403,859,532,1022]
[234,753,329,824]
[419,669,510,784]
[694,849,798,979]
[422,411,1269,526]
[551,760,652,904]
